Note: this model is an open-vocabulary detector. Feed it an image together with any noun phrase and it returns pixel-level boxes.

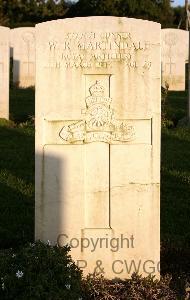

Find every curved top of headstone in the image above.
[161,28,189,42]
[10,27,35,47]
[36,16,160,30]
[0,26,10,32]
[36,16,161,28]
[161,28,189,59]
[0,27,10,45]
[35,17,160,49]
[162,28,188,33]
[11,27,35,39]
[161,28,189,41]
[11,27,35,31]
[11,27,35,40]
[36,16,161,29]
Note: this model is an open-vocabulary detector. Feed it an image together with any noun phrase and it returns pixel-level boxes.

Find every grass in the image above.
[0,87,190,296]
[161,90,190,245]
[166,90,188,126]
[160,90,190,296]
[161,128,190,244]
[0,88,35,249]
[10,87,35,123]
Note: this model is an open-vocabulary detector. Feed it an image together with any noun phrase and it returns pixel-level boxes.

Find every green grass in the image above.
[166,90,188,126]
[160,91,190,295]
[0,88,35,249]
[10,87,35,123]
[161,127,190,245]
[161,90,190,245]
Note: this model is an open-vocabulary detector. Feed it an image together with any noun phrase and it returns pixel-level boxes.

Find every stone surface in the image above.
[0,26,10,119]
[161,29,189,91]
[35,17,161,278]
[11,27,35,87]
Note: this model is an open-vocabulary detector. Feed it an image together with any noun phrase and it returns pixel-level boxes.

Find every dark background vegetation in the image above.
[0,0,188,29]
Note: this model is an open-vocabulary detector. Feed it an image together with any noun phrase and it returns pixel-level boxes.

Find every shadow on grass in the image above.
[166,91,187,126]
[161,127,190,296]
[161,127,190,244]
[10,87,35,123]
[0,120,34,249]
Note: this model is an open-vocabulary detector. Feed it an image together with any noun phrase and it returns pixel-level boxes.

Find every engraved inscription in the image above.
[59,80,135,144]
[22,31,35,76]
[0,63,3,88]
[45,32,152,70]
[163,33,177,75]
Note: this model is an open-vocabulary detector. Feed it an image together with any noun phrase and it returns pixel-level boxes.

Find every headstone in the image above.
[0,26,10,119]
[11,27,35,87]
[35,17,161,278]
[161,29,189,91]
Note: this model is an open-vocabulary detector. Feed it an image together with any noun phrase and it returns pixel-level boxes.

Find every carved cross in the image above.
[58,80,136,228]
[22,32,35,77]
[165,57,175,75]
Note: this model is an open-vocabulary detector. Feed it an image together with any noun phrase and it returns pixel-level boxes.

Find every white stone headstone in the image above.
[35,17,161,278]
[161,29,189,91]
[11,27,35,88]
[0,26,10,119]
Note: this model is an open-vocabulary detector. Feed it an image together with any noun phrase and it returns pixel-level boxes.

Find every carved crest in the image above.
[59,80,135,144]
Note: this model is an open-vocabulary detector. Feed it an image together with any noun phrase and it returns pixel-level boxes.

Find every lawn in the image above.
[10,87,35,123]
[0,88,35,249]
[161,90,190,245]
[0,87,189,297]
[161,127,190,244]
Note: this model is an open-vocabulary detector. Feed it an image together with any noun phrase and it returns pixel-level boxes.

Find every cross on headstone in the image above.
[59,78,135,228]
[43,76,152,231]
[22,31,35,77]
[11,28,35,87]
[0,63,3,87]
[22,61,35,77]
[165,57,176,75]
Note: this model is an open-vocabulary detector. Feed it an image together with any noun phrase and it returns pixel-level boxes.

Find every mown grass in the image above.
[0,87,190,297]
[161,127,190,244]
[161,90,190,245]
[160,90,190,296]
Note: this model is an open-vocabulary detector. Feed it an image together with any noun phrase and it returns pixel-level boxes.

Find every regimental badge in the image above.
[59,80,135,144]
